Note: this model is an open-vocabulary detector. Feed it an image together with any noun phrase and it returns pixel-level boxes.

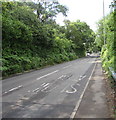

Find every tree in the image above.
[64,20,95,56]
[95,19,104,48]
[26,1,68,23]
[2,1,77,77]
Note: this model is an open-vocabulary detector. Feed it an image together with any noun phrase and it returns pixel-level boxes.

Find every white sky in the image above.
[56,0,113,32]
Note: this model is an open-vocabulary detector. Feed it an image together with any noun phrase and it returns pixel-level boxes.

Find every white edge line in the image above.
[36,70,59,80]
[70,61,97,119]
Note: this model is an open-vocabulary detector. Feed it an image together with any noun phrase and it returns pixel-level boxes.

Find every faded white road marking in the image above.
[35,89,40,93]
[80,75,83,78]
[33,88,40,92]
[8,85,23,92]
[36,70,59,80]
[48,86,58,92]
[58,75,64,79]
[20,96,29,100]
[81,75,86,79]
[72,79,78,82]
[42,85,58,93]
[43,83,49,87]
[66,85,77,94]
[41,83,46,86]
[61,85,69,93]
[3,85,23,95]
[41,86,49,92]
[79,75,86,81]
[63,65,72,69]
[33,83,50,93]
[76,83,80,86]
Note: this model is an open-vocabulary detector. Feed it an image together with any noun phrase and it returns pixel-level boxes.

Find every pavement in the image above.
[74,59,111,118]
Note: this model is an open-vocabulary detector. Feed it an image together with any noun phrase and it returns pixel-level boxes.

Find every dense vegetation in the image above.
[95,10,116,73]
[2,1,95,77]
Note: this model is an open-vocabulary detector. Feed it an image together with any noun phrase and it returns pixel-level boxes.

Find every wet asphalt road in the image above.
[2,56,97,118]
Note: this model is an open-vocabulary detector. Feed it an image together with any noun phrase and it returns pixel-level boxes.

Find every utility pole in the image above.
[103,0,106,45]
[113,0,116,10]
[110,0,116,11]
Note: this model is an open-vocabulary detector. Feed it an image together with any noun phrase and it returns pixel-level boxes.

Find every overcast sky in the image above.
[56,0,113,32]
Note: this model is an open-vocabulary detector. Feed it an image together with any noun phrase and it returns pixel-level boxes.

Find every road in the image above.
[2,55,97,118]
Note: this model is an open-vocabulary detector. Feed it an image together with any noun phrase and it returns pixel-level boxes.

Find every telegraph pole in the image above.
[103,0,106,45]
[110,0,116,11]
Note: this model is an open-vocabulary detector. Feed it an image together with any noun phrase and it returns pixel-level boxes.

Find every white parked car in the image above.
[86,53,90,56]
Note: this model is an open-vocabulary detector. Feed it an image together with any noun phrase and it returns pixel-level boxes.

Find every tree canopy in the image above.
[2,1,95,77]
[64,20,95,56]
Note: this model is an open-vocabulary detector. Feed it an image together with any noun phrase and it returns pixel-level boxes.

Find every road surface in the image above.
[2,55,97,118]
